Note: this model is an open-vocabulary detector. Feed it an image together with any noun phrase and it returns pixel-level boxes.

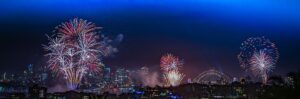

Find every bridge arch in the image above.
[193,69,232,84]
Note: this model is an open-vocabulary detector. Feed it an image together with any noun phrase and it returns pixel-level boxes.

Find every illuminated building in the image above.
[114,68,134,93]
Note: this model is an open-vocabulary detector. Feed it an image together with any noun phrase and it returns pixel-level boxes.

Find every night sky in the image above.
[1,0,300,79]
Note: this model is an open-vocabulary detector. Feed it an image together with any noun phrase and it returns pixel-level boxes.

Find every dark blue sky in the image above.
[0,0,300,78]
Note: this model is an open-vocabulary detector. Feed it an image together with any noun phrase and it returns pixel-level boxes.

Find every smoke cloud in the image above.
[100,34,124,57]
[131,66,161,87]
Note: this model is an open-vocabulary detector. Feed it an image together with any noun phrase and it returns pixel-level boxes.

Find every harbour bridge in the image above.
[193,69,232,85]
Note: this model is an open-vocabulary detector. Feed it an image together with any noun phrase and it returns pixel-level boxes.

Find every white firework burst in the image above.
[164,69,185,86]
[44,18,118,90]
[250,50,275,83]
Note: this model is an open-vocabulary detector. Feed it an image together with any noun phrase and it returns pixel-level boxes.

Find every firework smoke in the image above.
[131,66,161,87]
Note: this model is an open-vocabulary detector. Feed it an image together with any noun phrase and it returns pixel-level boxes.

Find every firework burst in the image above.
[160,54,183,72]
[238,37,279,83]
[250,50,275,83]
[57,18,101,36]
[164,69,185,86]
[160,54,185,86]
[44,18,112,90]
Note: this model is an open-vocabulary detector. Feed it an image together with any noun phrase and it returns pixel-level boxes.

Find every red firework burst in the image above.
[160,54,183,72]
[57,18,101,36]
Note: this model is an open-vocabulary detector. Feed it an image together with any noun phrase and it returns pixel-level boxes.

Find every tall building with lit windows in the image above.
[114,68,134,93]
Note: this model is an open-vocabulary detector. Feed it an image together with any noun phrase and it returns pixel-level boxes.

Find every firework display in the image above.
[238,37,279,83]
[44,18,112,90]
[164,69,185,86]
[160,54,185,86]
[160,54,183,72]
